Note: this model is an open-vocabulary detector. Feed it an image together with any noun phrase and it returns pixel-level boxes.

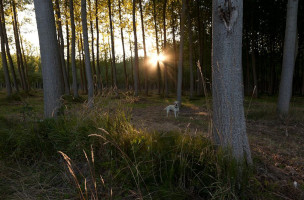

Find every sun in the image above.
[148,53,166,66]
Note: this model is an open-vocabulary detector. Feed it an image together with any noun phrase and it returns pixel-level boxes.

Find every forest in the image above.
[0,0,304,199]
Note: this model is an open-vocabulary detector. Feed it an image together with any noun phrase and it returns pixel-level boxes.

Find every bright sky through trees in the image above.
[15,3,168,60]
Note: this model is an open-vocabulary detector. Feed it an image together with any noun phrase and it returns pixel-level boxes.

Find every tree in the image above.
[81,0,94,107]
[212,0,252,163]
[108,0,117,88]
[95,0,102,92]
[187,0,194,99]
[153,0,161,95]
[33,0,63,118]
[163,0,168,97]
[118,0,128,90]
[55,0,70,95]
[11,0,28,92]
[277,0,299,117]
[0,12,12,96]
[0,0,18,92]
[176,0,186,105]
[139,0,148,95]
[132,0,139,96]
[69,0,79,98]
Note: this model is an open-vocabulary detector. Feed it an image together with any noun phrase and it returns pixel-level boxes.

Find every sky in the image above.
[12,3,171,61]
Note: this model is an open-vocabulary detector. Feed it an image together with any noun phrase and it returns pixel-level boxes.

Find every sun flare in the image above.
[148,53,166,66]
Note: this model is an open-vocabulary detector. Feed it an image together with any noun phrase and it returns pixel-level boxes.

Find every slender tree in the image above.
[139,0,148,95]
[152,0,161,94]
[88,0,97,90]
[69,0,79,98]
[11,0,27,92]
[188,0,193,99]
[108,0,117,88]
[176,0,186,105]
[95,0,102,92]
[133,0,139,96]
[0,0,18,92]
[55,0,70,95]
[81,0,94,106]
[119,0,128,90]
[33,0,63,118]
[212,0,252,163]
[163,0,168,97]
[0,14,12,96]
[277,0,299,117]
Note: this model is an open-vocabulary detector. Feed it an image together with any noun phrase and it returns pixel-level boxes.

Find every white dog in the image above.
[164,101,179,118]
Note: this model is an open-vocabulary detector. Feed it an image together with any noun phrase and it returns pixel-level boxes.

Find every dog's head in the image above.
[174,101,179,108]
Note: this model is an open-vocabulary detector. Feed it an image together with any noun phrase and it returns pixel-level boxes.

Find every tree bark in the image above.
[81,0,94,106]
[11,0,27,92]
[0,0,18,92]
[55,0,70,95]
[133,0,139,96]
[153,0,161,95]
[196,0,203,96]
[187,0,193,99]
[177,0,186,105]
[34,0,63,117]
[277,0,299,117]
[69,0,79,98]
[119,0,128,90]
[95,0,102,92]
[0,16,12,96]
[139,0,148,95]
[212,0,252,163]
[88,0,97,90]
[108,0,117,88]
[163,0,168,97]
[65,0,70,81]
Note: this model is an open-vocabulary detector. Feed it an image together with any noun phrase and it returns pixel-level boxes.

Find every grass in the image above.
[0,90,303,199]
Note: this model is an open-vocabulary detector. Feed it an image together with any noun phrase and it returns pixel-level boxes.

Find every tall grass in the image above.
[0,95,260,199]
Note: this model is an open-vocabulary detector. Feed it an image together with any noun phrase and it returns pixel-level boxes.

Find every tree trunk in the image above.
[81,0,94,106]
[251,50,258,97]
[69,0,79,98]
[33,0,63,117]
[88,0,97,90]
[119,0,128,90]
[177,0,186,105]
[187,0,193,99]
[133,0,139,96]
[163,0,168,97]
[212,0,252,164]
[139,0,148,95]
[108,0,117,88]
[11,0,28,92]
[65,0,70,81]
[0,17,12,96]
[95,0,102,92]
[0,0,18,92]
[55,0,70,95]
[277,0,299,117]
[171,3,177,90]
[196,0,203,96]
[153,0,161,95]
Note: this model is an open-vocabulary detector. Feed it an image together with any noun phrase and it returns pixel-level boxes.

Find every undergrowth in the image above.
[0,95,267,199]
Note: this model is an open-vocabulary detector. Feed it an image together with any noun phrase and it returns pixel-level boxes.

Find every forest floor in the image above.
[130,95,304,199]
[0,90,304,199]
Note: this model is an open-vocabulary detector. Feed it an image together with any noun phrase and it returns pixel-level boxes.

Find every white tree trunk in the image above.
[33,0,63,118]
[277,0,299,117]
[212,0,252,163]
